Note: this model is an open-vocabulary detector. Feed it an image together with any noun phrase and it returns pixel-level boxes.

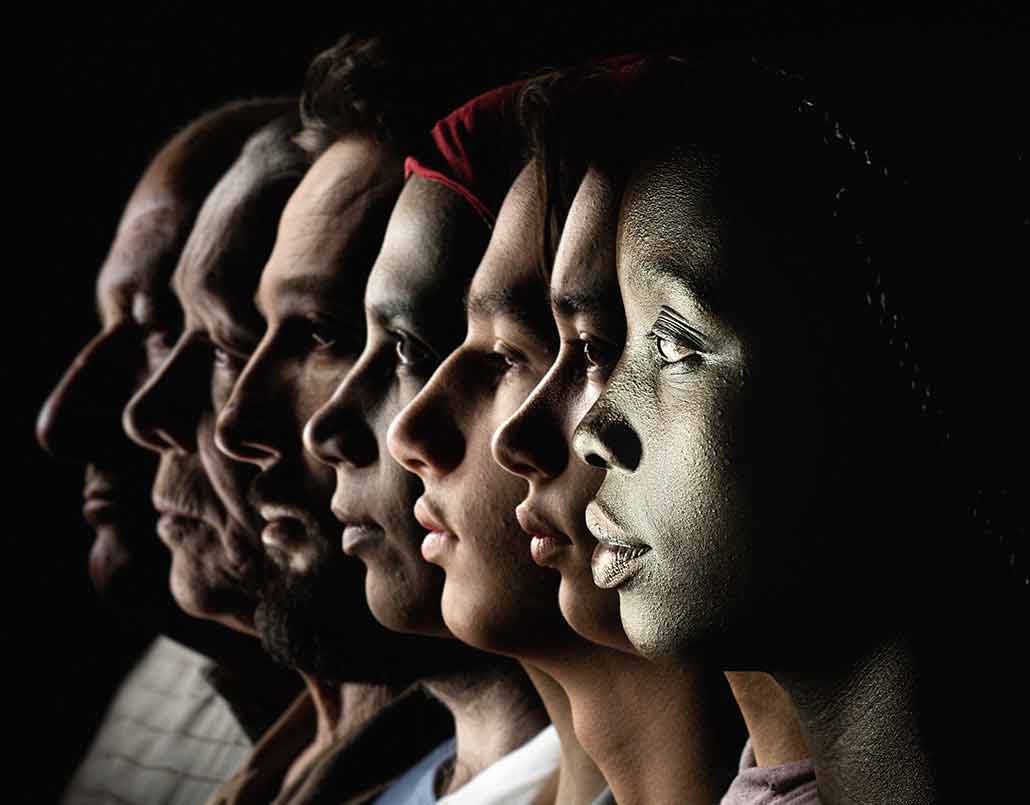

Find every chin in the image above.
[559,581,632,654]
[89,528,175,615]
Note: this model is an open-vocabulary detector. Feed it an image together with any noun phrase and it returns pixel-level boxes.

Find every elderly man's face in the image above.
[304,177,489,637]
[36,193,184,613]
[123,149,296,634]
[492,167,633,652]
[215,136,410,679]
[387,165,576,660]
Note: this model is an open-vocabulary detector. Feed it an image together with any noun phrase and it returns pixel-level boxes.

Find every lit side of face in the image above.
[36,195,184,611]
[215,136,407,678]
[492,166,632,652]
[304,177,490,636]
[388,165,575,659]
[123,153,293,633]
[573,148,825,665]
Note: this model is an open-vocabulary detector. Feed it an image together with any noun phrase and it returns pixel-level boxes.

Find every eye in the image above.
[309,318,338,351]
[389,331,433,368]
[213,345,232,367]
[144,329,176,361]
[580,334,619,376]
[649,333,696,364]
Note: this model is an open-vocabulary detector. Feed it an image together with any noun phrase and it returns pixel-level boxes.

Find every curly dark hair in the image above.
[295,33,442,162]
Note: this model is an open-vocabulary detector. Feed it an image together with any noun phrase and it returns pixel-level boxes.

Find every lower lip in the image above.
[592,541,651,589]
[157,513,205,546]
[342,524,382,555]
[530,535,568,567]
[421,530,457,564]
[262,519,306,552]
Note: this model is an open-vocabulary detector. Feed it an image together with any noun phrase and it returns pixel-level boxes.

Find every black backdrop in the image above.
[9,4,1027,802]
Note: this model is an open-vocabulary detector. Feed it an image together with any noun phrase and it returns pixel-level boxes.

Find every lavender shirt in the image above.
[720,739,821,805]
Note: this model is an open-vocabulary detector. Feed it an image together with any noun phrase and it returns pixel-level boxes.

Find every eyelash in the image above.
[579,334,619,378]
[387,330,433,369]
[646,309,707,368]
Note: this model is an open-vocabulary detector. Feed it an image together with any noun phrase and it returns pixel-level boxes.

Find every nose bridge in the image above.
[387,354,466,477]
[214,337,282,466]
[573,366,642,473]
[123,335,198,452]
[37,326,138,458]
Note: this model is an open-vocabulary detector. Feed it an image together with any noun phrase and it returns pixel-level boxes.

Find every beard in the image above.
[254,549,370,684]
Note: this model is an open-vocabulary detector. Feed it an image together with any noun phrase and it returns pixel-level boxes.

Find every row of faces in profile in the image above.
[42,111,891,673]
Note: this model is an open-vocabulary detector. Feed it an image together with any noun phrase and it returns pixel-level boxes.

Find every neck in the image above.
[777,633,935,804]
[424,662,549,795]
[533,644,740,805]
[522,663,607,805]
[724,671,808,767]
[282,674,402,791]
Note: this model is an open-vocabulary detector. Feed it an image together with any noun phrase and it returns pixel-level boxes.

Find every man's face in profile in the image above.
[216,136,409,680]
[123,141,298,634]
[36,196,184,614]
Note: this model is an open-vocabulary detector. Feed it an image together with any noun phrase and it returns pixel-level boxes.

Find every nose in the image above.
[492,382,566,482]
[303,365,377,469]
[386,355,466,480]
[36,325,144,461]
[572,386,642,473]
[123,336,198,454]
[214,344,283,470]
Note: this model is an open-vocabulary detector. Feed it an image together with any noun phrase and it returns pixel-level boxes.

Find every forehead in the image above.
[365,177,489,331]
[258,137,402,308]
[96,201,184,318]
[551,167,620,301]
[468,165,541,304]
[618,148,731,311]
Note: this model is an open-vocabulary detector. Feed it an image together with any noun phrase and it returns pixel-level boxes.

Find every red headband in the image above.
[404,79,526,226]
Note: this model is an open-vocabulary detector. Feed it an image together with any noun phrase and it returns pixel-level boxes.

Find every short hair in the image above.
[295,33,442,162]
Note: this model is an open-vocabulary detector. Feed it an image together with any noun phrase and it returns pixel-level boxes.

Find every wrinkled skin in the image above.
[124,121,303,633]
[492,167,632,652]
[37,187,185,618]
[573,148,829,666]
[304,177,490,636]
[215,135,418,680]
[388,165,576,659]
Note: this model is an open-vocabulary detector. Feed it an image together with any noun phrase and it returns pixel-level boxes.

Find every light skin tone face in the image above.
[492,167,632,652]
[572,147,826,664]
[215,135,409,677]
[123,145,298,633]
[387,165,576,658]
[36,188,184,611]
[304,177,490,636]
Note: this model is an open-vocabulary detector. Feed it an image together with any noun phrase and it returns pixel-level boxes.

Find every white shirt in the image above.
[437,725,560,805]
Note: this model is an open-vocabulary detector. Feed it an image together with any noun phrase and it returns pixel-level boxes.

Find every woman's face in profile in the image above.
[573,147,829,665]
[492,166,633,652]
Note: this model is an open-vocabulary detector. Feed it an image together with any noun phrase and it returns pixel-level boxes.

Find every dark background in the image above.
[10,3,1027,801]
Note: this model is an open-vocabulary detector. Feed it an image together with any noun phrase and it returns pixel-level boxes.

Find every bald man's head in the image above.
[37,98,296,626]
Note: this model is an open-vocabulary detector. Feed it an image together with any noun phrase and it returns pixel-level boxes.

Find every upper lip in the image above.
[413,496,450,535]
[152,495,206,522]
[585,497,645,549]
[515,503,571,545]
[329,495,377,529]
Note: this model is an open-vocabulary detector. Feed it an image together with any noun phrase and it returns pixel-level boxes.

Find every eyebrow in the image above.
[258,273,364,316]
[466,285,554,333]
[635,259,723,315]
[550,290,609,317]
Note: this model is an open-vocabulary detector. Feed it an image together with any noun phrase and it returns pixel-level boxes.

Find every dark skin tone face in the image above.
[492,167,632,652]
[123,149,295,634]
[388,165,576,659]
[304,177,490,636]
[573,147,827,664]
[215,136,411,678]
[36,189,184,613]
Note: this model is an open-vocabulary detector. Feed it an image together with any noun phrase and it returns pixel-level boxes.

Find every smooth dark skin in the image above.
[124,117,306,635]
[35,104,298,667]
[492,166,742,804]
[574,148,933,802]
[304,176,549,794]
[388,166,606,805]
[215,137,455,788]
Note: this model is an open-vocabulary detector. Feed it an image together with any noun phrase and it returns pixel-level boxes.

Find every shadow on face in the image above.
[492,166,635,654]
[124,115,306,635]
[304,177,491,637]
[388,164,578,660]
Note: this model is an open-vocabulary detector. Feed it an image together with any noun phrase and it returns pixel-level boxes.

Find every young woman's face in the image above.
[492,167,633,652]
[388,165,576,658]
[573,148,829,665]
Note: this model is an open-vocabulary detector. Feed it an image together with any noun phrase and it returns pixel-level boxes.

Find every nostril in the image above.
[584,452,608,469]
